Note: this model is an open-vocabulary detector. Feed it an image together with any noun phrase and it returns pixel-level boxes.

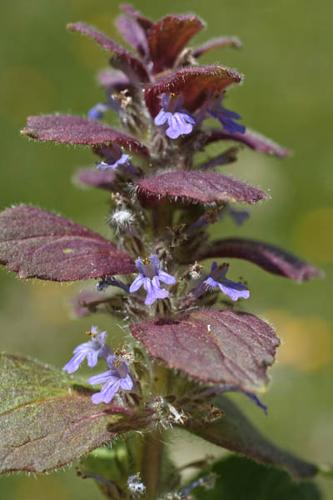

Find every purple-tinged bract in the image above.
[196,238,322,282]
[22,115,148,155]
[130,310,279,392]
[146,15,205,73]
[67,22,150,82]
[73,168,117,191]
[0,205,135,281]
[204,127,291,158]
[137,170,269,205]
[145,65,243,117]
[192,36,242,58]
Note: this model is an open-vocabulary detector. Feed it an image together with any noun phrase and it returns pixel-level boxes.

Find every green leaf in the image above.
[194,456,321,500]
[0,353,147,474]
[186,396,317,479]
[78,441,133,499]
[79,434,142,492]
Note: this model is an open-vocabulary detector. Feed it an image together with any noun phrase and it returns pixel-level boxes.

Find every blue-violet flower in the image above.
[204,262,250,301]
[129,254,176,305]
[97,144,130,171]
[88,103,109,121]
[226,207,250,226]
[154,93,196,139]
[63,326,111,374]
[208,97,245,134]
[89,355,133,404]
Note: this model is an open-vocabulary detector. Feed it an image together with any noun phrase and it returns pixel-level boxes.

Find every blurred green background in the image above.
[0,0,332,498]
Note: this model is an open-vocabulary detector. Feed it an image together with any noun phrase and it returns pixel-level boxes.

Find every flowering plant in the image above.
[0,4,326,498]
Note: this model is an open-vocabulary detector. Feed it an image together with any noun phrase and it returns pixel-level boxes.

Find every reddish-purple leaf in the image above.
[67,22,150,82]
[73,168,117,191]
[97,68,131,91]
[199,147,239,169]
[136,170,269,205]
[147,15,205,73]
[204,128,291,158]
[120,4,154,31]
[72,289,107,317]
[196,238,322,282]
[71,289,124,318]
[145,65,243,116]
[192,36,242,58]
[115,14,148,57]
[0,205,135,281]
[130,309,279,392]
[22,115,148,156]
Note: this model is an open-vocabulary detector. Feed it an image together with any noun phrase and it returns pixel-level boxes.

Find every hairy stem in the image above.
[152,204,173,236]
[141,430,164,499]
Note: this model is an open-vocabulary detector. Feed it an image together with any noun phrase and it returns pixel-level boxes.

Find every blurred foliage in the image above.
[0,0,332,498]
[194,456,321,499]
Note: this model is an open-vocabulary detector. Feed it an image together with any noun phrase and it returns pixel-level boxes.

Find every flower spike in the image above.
[0,2,321,485]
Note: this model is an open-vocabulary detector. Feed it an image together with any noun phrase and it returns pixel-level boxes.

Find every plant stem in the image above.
[152,204,172,236]
[141,430,164,499]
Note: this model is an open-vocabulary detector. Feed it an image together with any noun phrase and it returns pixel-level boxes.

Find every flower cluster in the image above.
[154,93,196,139]
[64,326,133,404]
[129,255,176,305]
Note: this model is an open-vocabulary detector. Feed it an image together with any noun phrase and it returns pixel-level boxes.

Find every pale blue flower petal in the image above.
[86,349,100,368]
[129,275,146,293]
[158,270,176,285]
[154,109,169,126]
[218,280,250,301]
[89,358,133,405]
[91,379,121,404]
[120,374,134,391]
[63,351,87,374]
[89,370,114,386]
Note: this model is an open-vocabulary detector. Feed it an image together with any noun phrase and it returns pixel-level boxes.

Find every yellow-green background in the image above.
[0,0,332,498]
